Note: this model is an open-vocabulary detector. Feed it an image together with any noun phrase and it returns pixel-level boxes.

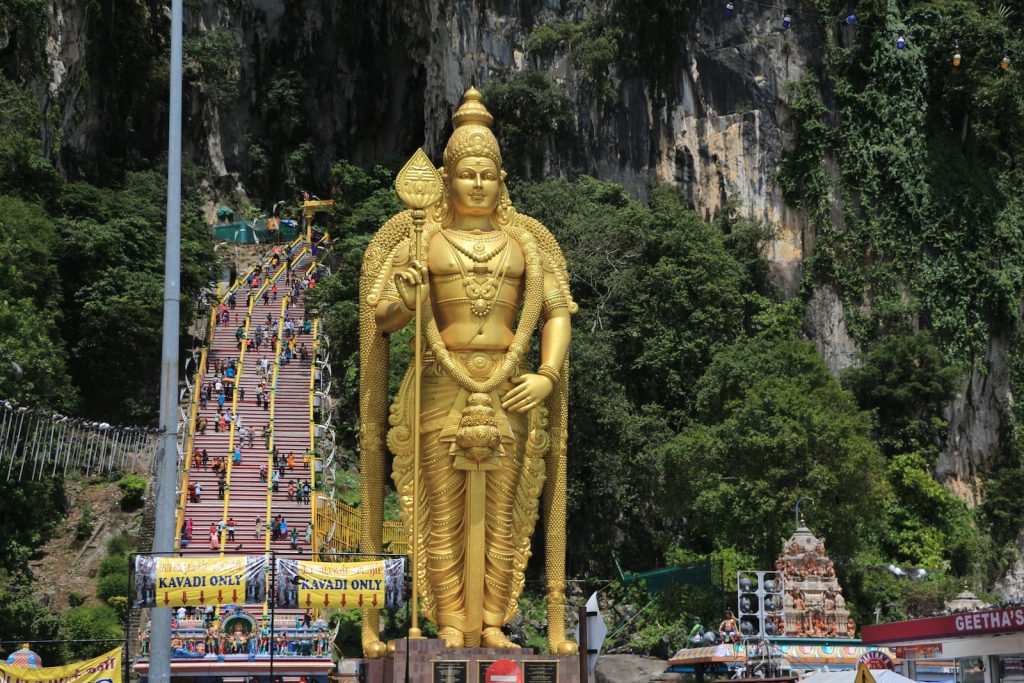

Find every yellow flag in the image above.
[0,647,122,683]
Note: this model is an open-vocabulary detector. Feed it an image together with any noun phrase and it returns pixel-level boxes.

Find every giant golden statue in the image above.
[358,87,577,656]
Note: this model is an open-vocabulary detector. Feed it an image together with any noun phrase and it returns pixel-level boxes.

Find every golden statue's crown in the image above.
[443,86,502,172]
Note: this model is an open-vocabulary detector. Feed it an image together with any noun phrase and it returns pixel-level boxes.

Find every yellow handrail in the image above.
[311,496,407,558]
[173,345,207,552]
[308,319,319,559]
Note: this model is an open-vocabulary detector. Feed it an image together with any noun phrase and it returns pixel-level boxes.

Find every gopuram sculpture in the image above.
[775,519,854,638]
[358,87,577,656]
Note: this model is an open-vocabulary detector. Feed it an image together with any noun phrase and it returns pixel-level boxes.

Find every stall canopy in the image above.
[803,666,918,683]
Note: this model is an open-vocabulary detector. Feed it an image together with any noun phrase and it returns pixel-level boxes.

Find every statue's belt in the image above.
[420,349,528,381]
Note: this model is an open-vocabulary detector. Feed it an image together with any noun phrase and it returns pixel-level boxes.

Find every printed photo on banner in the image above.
[0,647,121,683]
[132,554,268,608]
[275,558,405,609]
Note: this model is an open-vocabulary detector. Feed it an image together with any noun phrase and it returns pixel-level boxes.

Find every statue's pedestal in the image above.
[363,638,583,683]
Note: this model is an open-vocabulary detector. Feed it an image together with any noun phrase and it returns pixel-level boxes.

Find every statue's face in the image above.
[449,156,501,219]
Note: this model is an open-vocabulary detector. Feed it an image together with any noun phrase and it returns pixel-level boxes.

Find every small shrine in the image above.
[4,644,41,668]
[774,518,855,638]
[945,583,988,612]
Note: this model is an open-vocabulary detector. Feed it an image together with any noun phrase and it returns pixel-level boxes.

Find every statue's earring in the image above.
[495,181,515,227]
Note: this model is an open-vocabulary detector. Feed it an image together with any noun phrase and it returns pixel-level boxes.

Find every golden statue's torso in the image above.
[427,228,524,352]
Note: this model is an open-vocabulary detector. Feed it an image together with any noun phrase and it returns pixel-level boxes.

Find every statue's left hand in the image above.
[501,374,554,413]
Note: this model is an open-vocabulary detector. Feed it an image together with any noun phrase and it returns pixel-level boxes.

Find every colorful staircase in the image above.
[134,238,334,682]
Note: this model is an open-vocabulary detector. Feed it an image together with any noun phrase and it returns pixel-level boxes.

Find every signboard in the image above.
[432,660,468,683]
[858,651,894,670]
[522,660,559,683]
[275,558,405,609]
[0,647,121,683]
[894,644,943,660]
[863,606,1024,645]
[573,592,607,673]
[133,555,267,608]
[484,660,522,683]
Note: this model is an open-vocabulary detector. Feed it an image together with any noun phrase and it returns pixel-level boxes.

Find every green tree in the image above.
[60,605,123,660]
[184,27,242,107]
[660,322,888,565]
[0,582,63,663]
[484,70,574,179]
[881,452,977,573]
[0,78,63,201]
[843,332,961,457]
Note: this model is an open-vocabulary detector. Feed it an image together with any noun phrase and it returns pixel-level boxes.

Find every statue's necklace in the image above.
[442,228,508,263]
[443,237,511,318]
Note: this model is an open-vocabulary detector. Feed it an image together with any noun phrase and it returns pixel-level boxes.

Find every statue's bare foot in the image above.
[482,627,520,649]
[554,640,578,655]
[363,639,388,658]
[438,627,465,648]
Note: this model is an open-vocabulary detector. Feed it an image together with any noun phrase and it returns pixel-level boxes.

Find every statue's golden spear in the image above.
[394,149,443,638]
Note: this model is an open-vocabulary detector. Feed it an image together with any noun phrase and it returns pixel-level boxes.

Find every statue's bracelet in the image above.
[537,365,560,386]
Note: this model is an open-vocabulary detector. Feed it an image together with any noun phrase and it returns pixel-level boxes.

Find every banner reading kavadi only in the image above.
[276,558,405,609]
[0,647,121,683]
[133,555,268,608]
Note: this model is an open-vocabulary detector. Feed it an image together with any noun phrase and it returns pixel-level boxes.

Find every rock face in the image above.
[936,331,1012,505]
[802,284,859,377]
[595,654,673,683]
[18,0,823,292]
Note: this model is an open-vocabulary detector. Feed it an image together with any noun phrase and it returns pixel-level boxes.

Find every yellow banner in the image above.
[154,556,247,607]
[0,648,121,683]
[278,559,387,609]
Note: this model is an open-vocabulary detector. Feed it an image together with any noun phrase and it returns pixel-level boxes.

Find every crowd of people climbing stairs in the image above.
[176,241,327,555]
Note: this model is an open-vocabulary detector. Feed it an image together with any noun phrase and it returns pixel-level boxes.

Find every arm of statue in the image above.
[374,244,427,333]
[501,261,571,413]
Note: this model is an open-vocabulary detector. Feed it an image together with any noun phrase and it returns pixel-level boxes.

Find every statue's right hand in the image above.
[394,260,428,311]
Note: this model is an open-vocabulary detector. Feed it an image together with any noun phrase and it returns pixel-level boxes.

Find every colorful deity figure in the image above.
[258,623,270,653]
[359,87,577,656]
[315,629,330,656]
[138,628,150,657]
[230,625,246,654]
[205,623,218,654]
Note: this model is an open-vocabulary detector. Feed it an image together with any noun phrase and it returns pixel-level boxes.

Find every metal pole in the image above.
[579,604,590,683]
[150,0,183,679]
[125,554,133,683]
[53,422,68,477]
[269,553,276,683]
[0,406,13,469]
[7,411,25,480]
[18,415,40,481]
